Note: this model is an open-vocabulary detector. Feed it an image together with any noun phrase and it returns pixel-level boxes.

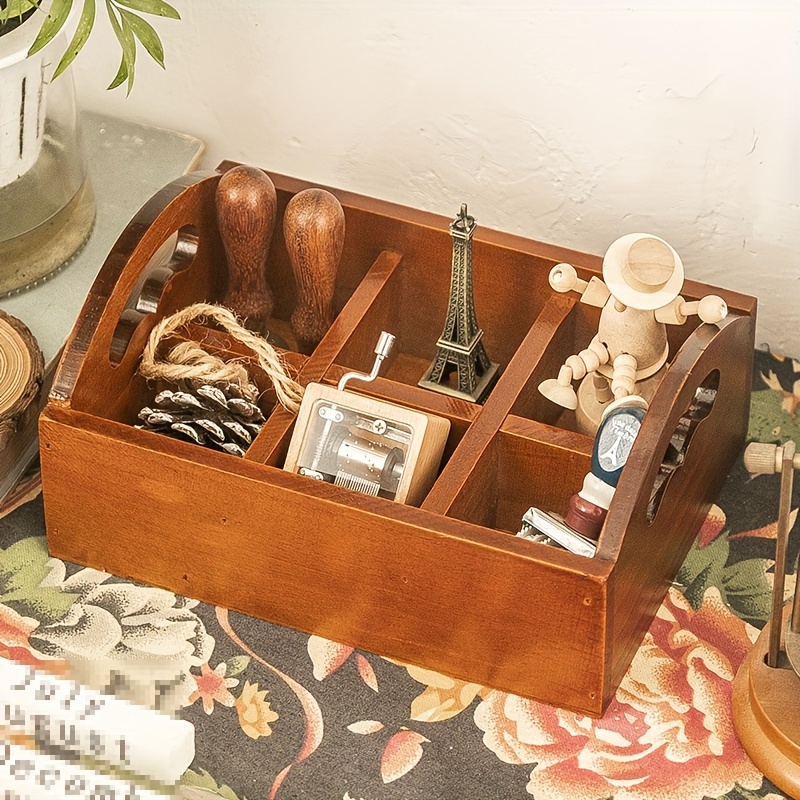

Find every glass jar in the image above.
[0,5,95,295]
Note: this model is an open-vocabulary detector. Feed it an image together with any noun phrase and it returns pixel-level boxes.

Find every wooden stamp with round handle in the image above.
[216,165,278,333]
[283,188,345,355]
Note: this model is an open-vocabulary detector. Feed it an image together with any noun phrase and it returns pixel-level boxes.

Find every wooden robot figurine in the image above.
[538,233,728,433]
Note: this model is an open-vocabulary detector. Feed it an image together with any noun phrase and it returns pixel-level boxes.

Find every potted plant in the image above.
[0,0,179,294]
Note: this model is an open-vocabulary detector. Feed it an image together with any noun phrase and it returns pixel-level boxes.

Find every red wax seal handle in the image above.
[565,494,606,541]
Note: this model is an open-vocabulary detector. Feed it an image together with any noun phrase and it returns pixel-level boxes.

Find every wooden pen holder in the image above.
[39,164,756,717]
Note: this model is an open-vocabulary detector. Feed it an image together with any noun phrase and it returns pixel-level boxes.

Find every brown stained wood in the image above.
[67,176,226,418]
[301,249,403,383]
[284,188,345,354]
[50,172,213,405]
[733,606,800,799]
[500,415,593,454]
[510,302,600,426]
[40,165,757,717]
[601,311,755,707]
[244,249,403,465]
[496,430,591,532]
[218,164,757,333]
[40,404,608,715]
[245,407,297,467]
[216,166,278,331]
[422,292,576,516]
[446,436,499,530]
[331,268,403,378]
[445,425,592,535]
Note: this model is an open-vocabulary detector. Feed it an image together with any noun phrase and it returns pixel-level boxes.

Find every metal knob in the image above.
[744,441,800,475]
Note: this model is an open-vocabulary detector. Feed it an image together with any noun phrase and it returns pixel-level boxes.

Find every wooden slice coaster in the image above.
[0,310,43,451]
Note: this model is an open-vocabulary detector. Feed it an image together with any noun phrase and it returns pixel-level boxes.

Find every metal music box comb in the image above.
[284,332,451,505]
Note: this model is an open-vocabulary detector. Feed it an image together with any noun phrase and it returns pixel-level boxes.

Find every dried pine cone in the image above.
[136,382,265,456]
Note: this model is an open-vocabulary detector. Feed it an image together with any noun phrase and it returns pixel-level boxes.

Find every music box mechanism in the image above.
[284,332,451,505]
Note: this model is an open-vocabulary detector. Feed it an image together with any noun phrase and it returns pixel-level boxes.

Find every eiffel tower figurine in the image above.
[418,204,499,403]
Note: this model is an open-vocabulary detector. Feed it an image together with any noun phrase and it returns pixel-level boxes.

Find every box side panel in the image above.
[40,412,609,716]
[602,311,755,707]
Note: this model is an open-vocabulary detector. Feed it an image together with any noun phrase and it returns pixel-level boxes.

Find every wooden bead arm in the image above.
[656,294,728,326]
[548,263,610,307]
[549,263,585,294]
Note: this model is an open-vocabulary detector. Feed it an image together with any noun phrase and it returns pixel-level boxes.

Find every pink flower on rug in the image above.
[189,662,239,714]
[474,588,763,800]
[380,729,429,784]
[0,603,68,674]
[307,635,353,680]
[697,504,726,548]
[0,603,38,659]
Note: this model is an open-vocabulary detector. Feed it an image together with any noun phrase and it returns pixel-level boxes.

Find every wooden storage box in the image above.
[39,165,756,716]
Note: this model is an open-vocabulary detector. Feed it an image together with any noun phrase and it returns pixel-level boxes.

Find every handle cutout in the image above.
[109,225,199,367]
[647,369,720,523]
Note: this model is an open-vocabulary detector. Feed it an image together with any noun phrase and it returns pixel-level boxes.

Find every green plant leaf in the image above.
[677,533,774,626]
[27,0,72,56]
[720,558,773,626]
[0,1,40,24]
[107,52,128,89]
[0,538,79,626]
[712,781,769,800]
[0,537,55,595]
[52,0,94,78]
[118,6,164,67]
[113,0,178,19]
[180,768,244,800]
[106,52,127,87]
[105,0,135,93]
[677,534,729,609]
[225,655,251,677]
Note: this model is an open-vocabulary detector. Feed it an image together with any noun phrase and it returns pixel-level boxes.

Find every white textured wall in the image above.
[72,1,800,355]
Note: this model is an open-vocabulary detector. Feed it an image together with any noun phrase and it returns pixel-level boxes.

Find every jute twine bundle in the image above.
[138,303,304,414]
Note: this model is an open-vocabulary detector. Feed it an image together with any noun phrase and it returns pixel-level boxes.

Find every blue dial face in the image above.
[592,407,646,487]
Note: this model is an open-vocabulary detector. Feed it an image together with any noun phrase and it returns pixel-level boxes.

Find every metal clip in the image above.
[518,507,597,558]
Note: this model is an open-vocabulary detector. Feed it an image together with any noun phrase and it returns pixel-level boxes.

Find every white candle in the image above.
[0,739,171,800]
[0,658,194,786]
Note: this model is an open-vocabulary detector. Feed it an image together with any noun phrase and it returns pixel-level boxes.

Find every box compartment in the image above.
[40,166,756,716]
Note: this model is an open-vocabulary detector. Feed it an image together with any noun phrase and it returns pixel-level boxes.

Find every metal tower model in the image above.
[418,204,498,403]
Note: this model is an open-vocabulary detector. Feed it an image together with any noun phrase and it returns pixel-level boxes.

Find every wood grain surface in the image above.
[216,165,278,331]
[284,188,345,354]
[733,604,800,799]
[39,163,757,716]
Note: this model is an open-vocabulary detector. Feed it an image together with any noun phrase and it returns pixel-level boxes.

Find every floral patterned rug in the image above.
[1,348,799,800]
